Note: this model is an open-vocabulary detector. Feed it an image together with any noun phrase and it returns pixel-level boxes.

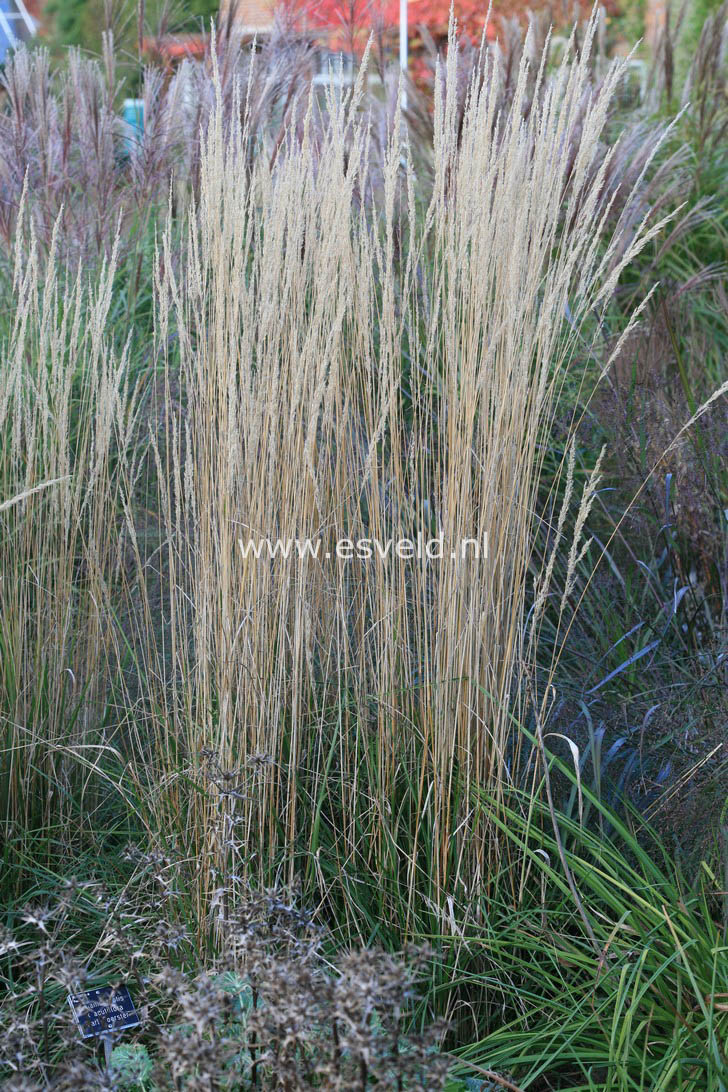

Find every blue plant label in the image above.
[68,985,141,1039]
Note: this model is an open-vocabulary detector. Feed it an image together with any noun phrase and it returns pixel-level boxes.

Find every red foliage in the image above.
[306,0,497,46]
[143,35,208,61]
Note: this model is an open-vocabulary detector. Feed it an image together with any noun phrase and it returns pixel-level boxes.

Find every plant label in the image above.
[68,985,141,1039]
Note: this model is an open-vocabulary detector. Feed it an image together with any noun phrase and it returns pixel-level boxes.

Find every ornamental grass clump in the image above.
[2,6,727,1086]
[116,10,681,931]
[1,1,703,962]
[0,216,140,853]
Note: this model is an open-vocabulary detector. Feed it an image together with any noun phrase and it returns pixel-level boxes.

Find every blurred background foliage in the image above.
[43,0,219,56]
